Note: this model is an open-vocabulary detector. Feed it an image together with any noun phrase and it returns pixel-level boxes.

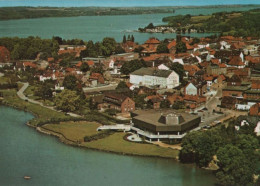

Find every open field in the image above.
[83,132,179,158]
[43,121,101,142]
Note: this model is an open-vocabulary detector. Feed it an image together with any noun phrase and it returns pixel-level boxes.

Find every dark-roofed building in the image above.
[98,93,135,113]
[130,67,179,89]
[131,110,201,141]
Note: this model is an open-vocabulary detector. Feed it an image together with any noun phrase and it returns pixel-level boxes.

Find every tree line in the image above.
[180,118,260,186]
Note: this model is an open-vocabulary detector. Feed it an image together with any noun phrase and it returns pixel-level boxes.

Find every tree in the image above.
[34,83,53,101]
[160,99,171,108]
[176,41,187,54]
[54,90,81,112]
[131,35,135,42]
[123,35,126,43]
[145,23,155,29]
[63,75,78,90]
[156,42,169,53]
[116,81,128,90]
[102,37,117,56]
[216,144,255,186]
[172,101,185,109]
[121,59,147,75]
[52,36,63,45]
[115,45,125,54]
[80,62,90,72]
[169,63,185,81]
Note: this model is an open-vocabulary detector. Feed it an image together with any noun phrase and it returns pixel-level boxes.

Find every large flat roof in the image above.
[132,109,197,126]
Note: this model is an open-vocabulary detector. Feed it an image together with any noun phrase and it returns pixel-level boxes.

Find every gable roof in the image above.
[145,37,160,45]
[131,67,175,78]
[228,56,244,66]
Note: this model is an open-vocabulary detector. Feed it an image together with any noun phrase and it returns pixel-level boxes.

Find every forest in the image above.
[161,8,260,37]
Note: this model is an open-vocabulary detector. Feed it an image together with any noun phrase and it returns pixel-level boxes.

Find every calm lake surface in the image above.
[0,106,216,186]
[0,6,257,43]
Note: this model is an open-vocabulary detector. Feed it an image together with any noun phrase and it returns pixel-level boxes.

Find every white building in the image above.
[130,68,179,89]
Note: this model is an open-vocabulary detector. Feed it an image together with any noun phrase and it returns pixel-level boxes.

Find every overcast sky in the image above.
[0,0,259,7]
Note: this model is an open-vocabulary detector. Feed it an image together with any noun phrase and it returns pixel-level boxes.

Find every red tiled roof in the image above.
[228,56,244,66]
[145,37,160,44]
[218,63,227,68]
[211,58,220,64]
[167,40,176,49]
[89,73,102,80]
[47,57,54,62]
[87,60,94,66]
[76,61,82,67]
[23,62,37,68]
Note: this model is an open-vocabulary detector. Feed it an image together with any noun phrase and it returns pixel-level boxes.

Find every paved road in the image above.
[17,82,82,118]
[83,84,117,93]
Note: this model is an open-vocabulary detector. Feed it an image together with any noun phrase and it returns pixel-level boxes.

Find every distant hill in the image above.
[0,5,259,21]
[0,6,175,20]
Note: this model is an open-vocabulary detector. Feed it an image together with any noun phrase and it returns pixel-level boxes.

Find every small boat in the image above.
[24,176,31,180]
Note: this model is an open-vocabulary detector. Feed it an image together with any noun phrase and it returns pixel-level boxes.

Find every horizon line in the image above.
[1,4,260,8]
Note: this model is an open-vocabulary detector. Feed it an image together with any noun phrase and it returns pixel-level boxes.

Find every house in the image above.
[130,67,179,89]
[89,73,105,86]
[249,103,260,116]
[141,38,160,56]
[183,95,206,109]
[206,63,227,75]
[184,64,200,79]
[131,110,201,141]
[222,86,250,98]
[99,93,135,113]
[167,40,177,54]
[0,46,10,63]
[221,96,237,109]
[145,95,163,109]
[227,56,245,69]
[227,74,242,86]
[184,82,198,96]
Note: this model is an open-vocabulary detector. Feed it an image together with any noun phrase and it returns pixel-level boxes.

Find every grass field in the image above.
[43,121,101,141]
[83,133,179,158]
[0,76,10,84]
[191,15,211,23]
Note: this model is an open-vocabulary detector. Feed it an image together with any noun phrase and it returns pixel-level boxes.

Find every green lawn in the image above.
[83,133,179,158]
[43,121,101,142]
[191,15,211,23]
[24,85,36,97]
[0,76,10,84]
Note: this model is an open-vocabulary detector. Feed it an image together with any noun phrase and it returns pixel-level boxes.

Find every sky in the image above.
[0,0,260,7]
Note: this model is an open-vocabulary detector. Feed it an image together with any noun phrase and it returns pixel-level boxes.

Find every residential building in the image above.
[130,67,180,89]
[99,93,135,113]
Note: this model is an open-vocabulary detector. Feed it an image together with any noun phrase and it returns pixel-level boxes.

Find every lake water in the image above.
[0,6,257,43]
[0,106,216,186]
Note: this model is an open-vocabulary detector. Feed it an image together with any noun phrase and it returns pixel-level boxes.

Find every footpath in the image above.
[17,82,81,118]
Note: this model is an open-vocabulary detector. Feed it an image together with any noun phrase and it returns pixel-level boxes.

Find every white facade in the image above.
[185,83,197,95]
[130,70,179,89]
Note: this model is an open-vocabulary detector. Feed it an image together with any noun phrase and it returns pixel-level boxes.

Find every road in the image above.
[17,82,81,118]
[83,83,117,93]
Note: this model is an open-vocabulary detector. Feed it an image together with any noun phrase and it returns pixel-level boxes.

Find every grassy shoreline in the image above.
[1,88,179,159]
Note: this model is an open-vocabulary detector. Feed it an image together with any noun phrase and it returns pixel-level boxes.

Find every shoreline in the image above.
[28,121,179,160]
[0,101,178,160]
